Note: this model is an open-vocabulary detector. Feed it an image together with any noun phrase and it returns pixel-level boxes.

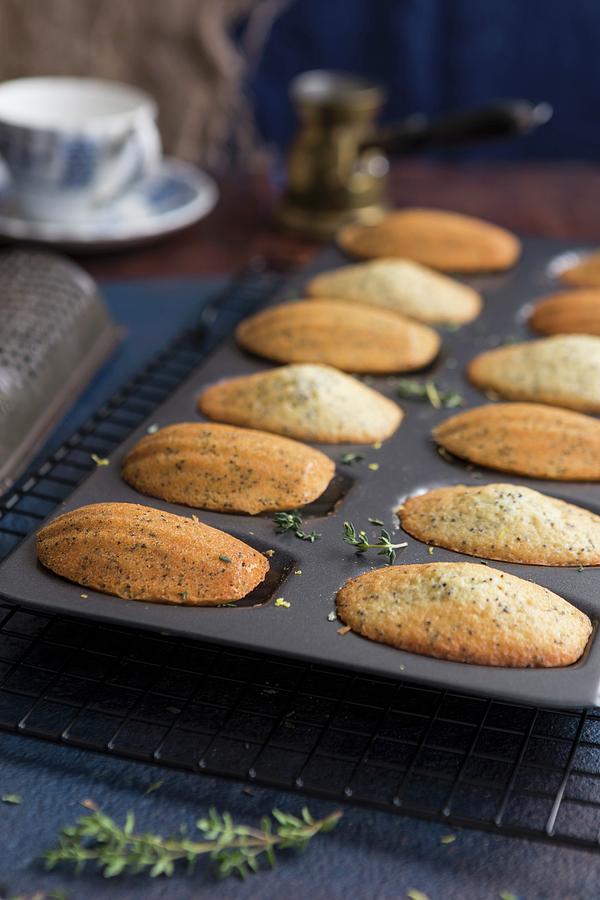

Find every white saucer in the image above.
[0,158,218,251]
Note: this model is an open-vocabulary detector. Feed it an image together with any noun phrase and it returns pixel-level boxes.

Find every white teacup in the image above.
[0,77,161,221]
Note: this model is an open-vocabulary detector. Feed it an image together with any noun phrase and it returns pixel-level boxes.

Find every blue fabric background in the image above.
[249,0,600,159]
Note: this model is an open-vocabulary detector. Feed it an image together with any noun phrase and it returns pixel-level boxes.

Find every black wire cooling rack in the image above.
[2,266,600,853]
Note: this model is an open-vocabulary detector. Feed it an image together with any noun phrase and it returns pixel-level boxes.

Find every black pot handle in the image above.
[361,99,553,155]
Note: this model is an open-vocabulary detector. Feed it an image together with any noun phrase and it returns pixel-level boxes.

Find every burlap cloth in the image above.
[0,0,286,168]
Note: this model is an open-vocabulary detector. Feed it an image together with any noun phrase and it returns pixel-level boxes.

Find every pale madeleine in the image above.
[307,259,481,325]
[197,364,402,444]
[399,483,600,566]
[468,335,600,412]
[336,563,591,667]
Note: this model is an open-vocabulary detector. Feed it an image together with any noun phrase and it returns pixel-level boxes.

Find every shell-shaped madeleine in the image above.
[235,298,440,374]
[529,288,600,336]
[337,208,520,273]
[122,423,335,514]
[336,563,591,667]
[307,259,481,325]
[399,483,600,566]
[433,403,600,481]
[37,502,269,605]
[467,335,600,412]
[197,363,402,444]
[560,250,600,287]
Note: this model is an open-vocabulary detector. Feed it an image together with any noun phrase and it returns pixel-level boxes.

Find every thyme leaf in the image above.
[90,453,110,467]
[342,521,407,564]
[44,805,341,880]
[437,446,456,464]
[440,833,456,844]
[273,511,320,543]
[396,379,463,409]
[340,452,364,465]
[144,780,164,796]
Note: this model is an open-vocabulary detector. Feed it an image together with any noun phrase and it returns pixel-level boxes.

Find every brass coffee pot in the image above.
[279,70,551,238]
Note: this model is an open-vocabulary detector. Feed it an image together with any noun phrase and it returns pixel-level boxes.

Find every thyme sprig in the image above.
[273,511,320,542]
[343,521,407,564]
[45,805,341,881]
[396,379,463,409]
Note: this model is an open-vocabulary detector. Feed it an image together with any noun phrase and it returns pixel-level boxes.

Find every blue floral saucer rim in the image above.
[0,157,218,248]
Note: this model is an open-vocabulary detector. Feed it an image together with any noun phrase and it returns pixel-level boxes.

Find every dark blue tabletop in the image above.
[2,277,599,900]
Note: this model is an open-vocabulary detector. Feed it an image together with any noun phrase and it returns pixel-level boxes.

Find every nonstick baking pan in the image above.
[0,234,598,708]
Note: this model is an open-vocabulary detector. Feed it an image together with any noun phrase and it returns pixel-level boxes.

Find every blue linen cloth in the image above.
[249,0,600,160]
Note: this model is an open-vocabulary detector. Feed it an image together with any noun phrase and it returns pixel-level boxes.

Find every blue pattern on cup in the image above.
[146,174,196,210]
[60,136,98,188]
[0,78,161,220]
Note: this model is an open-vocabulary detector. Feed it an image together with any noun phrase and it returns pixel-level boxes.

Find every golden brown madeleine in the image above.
[560,250,600,287]
[529,288,600,336]
[337,208,521,273]
[197,363,402,444]
[37,502,269,605]
[122,423,335,515]
[433,403,600,481]
[399,483,600,566]
[467,335,600,412]
[307,259,481,325]
[336,563,591,667]
[235,298,440,374]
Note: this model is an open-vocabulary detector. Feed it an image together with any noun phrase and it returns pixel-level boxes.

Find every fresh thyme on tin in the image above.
[340,451,364,465]
[90,453,110,466]
[343,521,407,564]
[44,805,342,880]
[273,511,320,542]
[396,379,463,409]
[437,446,456,463]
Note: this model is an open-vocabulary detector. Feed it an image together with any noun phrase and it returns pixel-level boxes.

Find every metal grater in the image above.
[0,248,119,492]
